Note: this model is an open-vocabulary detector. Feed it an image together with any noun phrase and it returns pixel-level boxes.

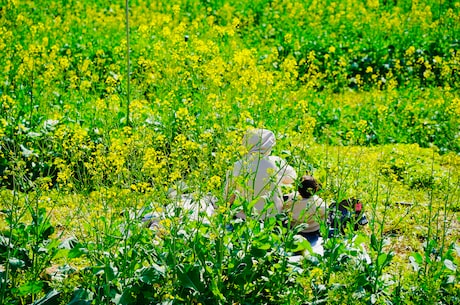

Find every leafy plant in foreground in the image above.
[0,193,62,304]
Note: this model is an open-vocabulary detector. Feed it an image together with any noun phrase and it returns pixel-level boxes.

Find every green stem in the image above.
[125,0,131,127]
[439,165,453,259]
[423,149,436,276]
[29,73,34,125]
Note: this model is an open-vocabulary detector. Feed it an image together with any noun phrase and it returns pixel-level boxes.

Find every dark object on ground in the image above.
[328,198,368,236]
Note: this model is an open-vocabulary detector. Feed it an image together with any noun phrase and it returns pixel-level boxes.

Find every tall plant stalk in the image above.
[423,149,437,276]
[125,0,131,126]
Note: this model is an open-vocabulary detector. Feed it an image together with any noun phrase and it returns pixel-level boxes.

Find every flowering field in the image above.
[1,0,459,304]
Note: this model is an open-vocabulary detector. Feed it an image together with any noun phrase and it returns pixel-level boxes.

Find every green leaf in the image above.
[32,289,60,305]
[255,240,271,251]
[409,256,420,272]
[247,198,260,213]
[68,244,88,258]
[9,257,25,269]
[118,289,136,305]
[68,288,92,305]
[138,264,165,284]
[177,264,205,292]
[90,264,117,281]
[53,248,70,260]
[18,280,44,296]
[370,234,379,252]
[377,253,392,268]
[411,252,423,264]
[211,280,226,302]
[105,264,117,281]
[353,232,367,246]
[289,235,313,253]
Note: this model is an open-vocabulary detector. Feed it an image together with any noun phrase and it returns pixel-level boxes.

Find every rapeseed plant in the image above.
[0,0,459,304]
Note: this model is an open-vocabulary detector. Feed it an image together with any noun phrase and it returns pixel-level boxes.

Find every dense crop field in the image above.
[1,0,459,304]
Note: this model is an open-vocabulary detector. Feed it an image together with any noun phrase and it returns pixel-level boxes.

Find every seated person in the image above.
[284,175,326,244]
[225,128,297,219]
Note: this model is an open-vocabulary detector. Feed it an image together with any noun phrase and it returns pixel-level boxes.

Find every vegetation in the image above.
[0,0,459,304]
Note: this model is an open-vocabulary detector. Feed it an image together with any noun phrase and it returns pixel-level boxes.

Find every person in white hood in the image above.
[226,128,297,219]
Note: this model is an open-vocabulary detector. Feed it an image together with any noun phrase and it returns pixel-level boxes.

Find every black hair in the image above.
[298,175,321,199]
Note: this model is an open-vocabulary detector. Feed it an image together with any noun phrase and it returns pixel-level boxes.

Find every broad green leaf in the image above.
[118,289,136,305]
[68,245,88,258]
[353,232,367,246]
[68,288,93,305]
[104,264,117,281]
[409,256,420,272]
[53,248,70,260]
[247,198,260,212]
[32,289,60,305]
[255,241,271,251]
[377,253,392,268]
[211,280,226,302]
[177,264,205,292]
[289,235,313,253]
[138,265,165,284]
[410,252,423,264]
[18,280,44,296]
[9,257,25,269]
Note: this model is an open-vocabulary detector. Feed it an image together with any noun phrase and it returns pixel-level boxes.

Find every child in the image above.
[284,175,326,244]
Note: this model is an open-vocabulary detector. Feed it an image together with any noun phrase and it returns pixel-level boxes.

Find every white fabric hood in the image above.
[242,128,276,155]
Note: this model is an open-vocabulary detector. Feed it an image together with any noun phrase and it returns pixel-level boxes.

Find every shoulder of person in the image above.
[312,195,327,205]
[268,155,287,165]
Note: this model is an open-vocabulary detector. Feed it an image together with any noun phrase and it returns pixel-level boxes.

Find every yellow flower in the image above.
[284,33,292,43]
[175,107,189,120]
[311,267,323,278]
[357,119,368,132]
[172,4,180,16]
[58,56,70,70]
[169,170,182,182]
[367,0,379,9]
[80,80,92,91]
[266,168,275,176]
[207,175,222,190]
[405,46,416,56]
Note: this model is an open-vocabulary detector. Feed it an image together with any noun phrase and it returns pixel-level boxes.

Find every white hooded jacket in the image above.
[226,129,297,219]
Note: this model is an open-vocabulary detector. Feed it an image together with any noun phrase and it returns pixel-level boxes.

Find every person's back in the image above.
[290,194,326,233]
[285,175,326,233]
[226,129,297,219]
[232,154,287,217]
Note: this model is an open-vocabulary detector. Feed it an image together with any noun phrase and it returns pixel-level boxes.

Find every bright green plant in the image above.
[0,0,459,304]
[0,190,63,304]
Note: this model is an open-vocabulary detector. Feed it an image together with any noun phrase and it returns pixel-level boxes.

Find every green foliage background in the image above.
[0,0,459,304]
